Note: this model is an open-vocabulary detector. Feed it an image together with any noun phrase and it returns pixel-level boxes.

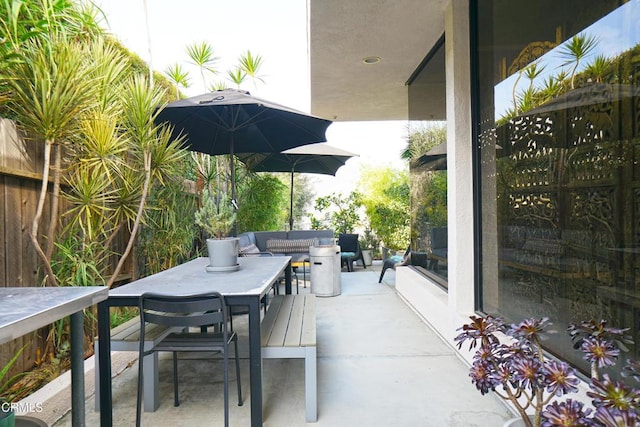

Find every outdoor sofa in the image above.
[238,230,335,263]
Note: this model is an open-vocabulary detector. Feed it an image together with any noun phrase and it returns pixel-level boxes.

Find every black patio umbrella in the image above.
[411,141,501,171]
[520,83,640,116]
[411,141,447,171]
[238,143,357,230]
[154,89,333,205]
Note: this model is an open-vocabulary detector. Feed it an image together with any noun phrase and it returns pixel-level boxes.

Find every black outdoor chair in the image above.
[378,246,411,283]
[136,292,242,427]
[338,233,366,272]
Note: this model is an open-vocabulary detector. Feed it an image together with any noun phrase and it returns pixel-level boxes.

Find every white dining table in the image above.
[97,256,292,427]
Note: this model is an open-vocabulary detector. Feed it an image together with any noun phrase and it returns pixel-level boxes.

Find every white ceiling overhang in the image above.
[309,0,448,121]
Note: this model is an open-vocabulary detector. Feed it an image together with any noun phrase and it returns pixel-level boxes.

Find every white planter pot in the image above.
[206,237,239,271]
[359,249,373,266]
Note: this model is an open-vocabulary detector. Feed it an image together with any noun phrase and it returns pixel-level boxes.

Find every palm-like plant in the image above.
[558,33,599,89]
[517,86,540,114]
[88,38,129,116]
[584,54,612,84]
[227,68,246,88]
[238,50,265,89]
[512,62,544,115]
[401,122,446,161]
[186,41,219,91]
[3,34,98,285]
[164,63,190,99]
[106,75,187,287]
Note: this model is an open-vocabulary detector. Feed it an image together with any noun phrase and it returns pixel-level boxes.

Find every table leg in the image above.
[70,311,85,427]
[98,301,112,427]
[284,262,292,295]
[247,298,263,427]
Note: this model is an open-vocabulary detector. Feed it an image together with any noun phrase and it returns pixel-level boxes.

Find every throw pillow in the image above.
[240,243,261,255]
[266,238,319,253]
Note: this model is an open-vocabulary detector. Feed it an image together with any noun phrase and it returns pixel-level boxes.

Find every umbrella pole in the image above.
[230,141,238,236]
[289,170,294,230]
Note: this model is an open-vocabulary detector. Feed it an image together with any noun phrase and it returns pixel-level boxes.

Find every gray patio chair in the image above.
[338,233,366,272]
[136,292,242,427]
[378,246,410,283]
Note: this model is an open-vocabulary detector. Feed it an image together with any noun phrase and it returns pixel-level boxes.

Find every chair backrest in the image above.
[402,246,411,259]
[139,292,227,330]
[430,227,447,250]
[338,233,359,253]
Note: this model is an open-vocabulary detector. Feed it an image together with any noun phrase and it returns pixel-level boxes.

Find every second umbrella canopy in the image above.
[238,143,357,230]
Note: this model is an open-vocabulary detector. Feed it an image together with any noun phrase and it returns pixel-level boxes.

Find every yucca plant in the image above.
[558,33,599,89]
[3,33,98,285]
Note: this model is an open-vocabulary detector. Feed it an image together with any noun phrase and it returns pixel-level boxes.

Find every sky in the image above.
[494,0,640,120]
[96,0,409,196]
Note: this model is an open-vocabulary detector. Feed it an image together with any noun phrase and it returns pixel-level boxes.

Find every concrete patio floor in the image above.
[41,262,511,426]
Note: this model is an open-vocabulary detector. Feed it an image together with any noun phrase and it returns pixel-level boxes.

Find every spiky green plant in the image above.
[558,34,599,89]
[0,344,27,397]
[186,41,218,91]
[3,33,98,285]
[227,68,246,88]
[238,50,265,89]
[164,63,190,99]
[584,54,612,84]
[105,75,187,287]
[195,188,236,239]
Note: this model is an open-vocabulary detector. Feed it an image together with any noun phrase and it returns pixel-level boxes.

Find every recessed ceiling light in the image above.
[362,56,381,65]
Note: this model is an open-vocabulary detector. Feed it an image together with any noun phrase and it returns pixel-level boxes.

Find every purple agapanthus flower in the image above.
[541,399,593,427]
[544,360,580,396]
[582,338,620,369]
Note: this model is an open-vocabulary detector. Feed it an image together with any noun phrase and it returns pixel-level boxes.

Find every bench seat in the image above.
[261,294,317,422]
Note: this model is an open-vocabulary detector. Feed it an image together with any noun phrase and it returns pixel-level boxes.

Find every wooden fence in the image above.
[0,117,131,385]
[0,118,50,379]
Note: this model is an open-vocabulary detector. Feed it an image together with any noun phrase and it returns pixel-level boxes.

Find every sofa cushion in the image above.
[266,238,319,254]
[521,238,565,255]
[254,231,288,252]
[238,232,256,248]
[239,243,261,255]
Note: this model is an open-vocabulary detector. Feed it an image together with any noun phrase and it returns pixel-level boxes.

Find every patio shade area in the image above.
[43,265,511,426]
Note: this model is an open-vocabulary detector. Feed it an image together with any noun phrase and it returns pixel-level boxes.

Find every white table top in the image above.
[0,286,108,345]
[109,256,290,299]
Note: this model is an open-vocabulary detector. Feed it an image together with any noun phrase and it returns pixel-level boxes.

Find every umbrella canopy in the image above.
[155,89,333,203]
[410,141,501,171]
[239,142,356,175]
[520,83,640,116]
[411,141,447,171]
[238,143,357,230]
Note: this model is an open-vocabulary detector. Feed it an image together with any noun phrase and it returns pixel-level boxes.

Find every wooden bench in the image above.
[94,316,178,412]
[261,294,317,422]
